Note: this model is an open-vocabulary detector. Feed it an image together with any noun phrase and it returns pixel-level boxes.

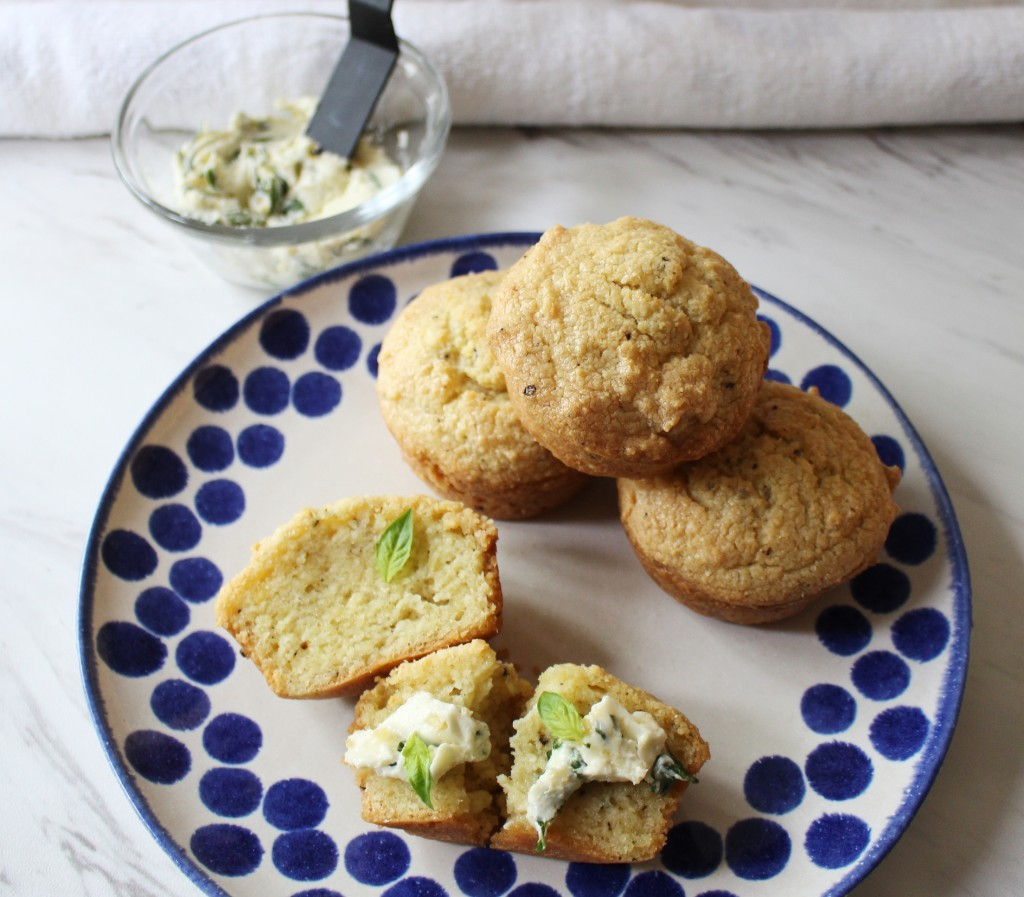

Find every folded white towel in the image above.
[2,0,1022,137]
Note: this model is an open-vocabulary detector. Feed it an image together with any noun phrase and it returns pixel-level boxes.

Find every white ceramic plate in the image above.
[81,234,970,897]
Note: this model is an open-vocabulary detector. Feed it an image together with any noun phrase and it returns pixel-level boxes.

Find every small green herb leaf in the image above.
[537,692,585,743]
[402,732,433,808]
[568,748,586,774]
[650,752,699,795]
[535,819,550,852]
[375,509,414,582]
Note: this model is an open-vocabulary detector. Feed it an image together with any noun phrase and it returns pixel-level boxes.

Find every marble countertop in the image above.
[3,125,1023,896]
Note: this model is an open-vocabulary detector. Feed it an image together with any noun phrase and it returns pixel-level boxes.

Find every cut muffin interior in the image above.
[215,495,503,698]
[344,639,532,845]
[491,662,710,863]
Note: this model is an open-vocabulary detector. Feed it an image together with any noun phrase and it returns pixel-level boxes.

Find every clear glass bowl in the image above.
[112,13,451,290]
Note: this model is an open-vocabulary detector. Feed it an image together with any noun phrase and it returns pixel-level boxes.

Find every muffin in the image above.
[491,662,709,863]
[618,380,902,624]
[487,217,771,477]
[377,270,588,518]
[215,495,503,697]
[344,639,531,845]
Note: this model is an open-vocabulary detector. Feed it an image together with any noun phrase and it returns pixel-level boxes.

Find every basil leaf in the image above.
[402,732,434,808]
[375,509,414,582]
[535,818,550,852]
[650,752,699,795]
[537,692,585,743]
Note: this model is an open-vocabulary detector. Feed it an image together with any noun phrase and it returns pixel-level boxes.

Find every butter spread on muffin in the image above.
[344,640,531,846]
[345,690,492,791]
[525,691,696,850]
[492,662,709,863]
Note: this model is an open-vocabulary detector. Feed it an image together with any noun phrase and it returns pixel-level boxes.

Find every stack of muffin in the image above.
[377,216,901,625]
[213,216,899,864]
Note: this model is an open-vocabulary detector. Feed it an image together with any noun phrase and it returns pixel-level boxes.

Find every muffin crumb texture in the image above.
[619,380,901,623]
[376,270,587,518]
[487,217,771,476]
[347,640,531,845]
[492,663,709,863]
[215,494,502,698]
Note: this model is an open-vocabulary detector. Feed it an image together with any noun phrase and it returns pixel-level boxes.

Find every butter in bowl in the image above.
[112,13,451,290]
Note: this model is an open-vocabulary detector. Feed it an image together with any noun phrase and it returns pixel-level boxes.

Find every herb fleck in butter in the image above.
[173,97,401,228]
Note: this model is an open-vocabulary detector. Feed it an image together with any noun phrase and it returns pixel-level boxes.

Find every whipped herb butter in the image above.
[173,97,401,228]
[345,691,490,805]
[530,692,697,848]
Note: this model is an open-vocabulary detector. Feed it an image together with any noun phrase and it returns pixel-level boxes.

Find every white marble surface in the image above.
[2,125,1023,896]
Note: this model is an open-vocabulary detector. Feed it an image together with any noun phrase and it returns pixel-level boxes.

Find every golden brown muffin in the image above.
[215,495,502,698]
[344,640,531,846]
[618,380,902,624]
[377,270,588,519]
[487,217,771,477]
[491,663,709,863]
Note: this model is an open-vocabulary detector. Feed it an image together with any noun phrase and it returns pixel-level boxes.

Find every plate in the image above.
[80,233,971,897]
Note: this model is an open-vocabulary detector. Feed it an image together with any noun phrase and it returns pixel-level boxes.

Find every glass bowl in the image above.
[112,13,451,290]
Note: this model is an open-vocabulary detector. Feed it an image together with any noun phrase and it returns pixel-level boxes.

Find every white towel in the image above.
[2,0,1022,137]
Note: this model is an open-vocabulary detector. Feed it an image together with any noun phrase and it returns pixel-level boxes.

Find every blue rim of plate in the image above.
[753,287,971,897]
[78,231,971,897]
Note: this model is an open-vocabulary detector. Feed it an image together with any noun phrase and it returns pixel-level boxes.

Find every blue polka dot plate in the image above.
[80,233,971,897]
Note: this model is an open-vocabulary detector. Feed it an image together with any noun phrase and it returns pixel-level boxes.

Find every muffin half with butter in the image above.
[491,662,709,863]
[344,640,531,845]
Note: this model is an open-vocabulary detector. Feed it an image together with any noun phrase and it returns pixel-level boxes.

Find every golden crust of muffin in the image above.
[618,380,902,624]
[377,270,588,519]
[491,663,709,863]
[487,217,771,477]
[347,640,532,846]
[215,495,502,698]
